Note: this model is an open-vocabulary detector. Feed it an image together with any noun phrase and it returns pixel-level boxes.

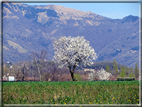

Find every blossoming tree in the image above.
[88,68,112,81]
[53,36,98,81]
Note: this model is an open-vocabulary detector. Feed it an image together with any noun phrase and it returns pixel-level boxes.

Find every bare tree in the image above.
[21,64,26,81]
[31,49,48,81]
[53,36,98,81]
[13,61,28,81]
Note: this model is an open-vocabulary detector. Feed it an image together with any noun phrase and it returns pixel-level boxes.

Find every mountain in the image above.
[3,3,139,67]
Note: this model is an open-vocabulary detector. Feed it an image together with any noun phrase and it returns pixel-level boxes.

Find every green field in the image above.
[3,81,139,104]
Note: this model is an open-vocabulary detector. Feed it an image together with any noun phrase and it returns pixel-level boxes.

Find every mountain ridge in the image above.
[3,3,139,67]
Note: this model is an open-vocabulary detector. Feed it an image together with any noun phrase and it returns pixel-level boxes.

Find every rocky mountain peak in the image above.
[121,15,139,23]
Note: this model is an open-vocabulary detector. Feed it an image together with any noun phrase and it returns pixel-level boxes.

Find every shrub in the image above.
[41,73,51,81]
[58,73,71,81]
[73,72,82,81]
[128,72,135,77]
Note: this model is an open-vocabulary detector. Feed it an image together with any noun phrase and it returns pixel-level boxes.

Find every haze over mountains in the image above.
[3,3,139,67]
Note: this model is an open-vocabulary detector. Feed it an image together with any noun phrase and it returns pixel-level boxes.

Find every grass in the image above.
[2,81,139,104]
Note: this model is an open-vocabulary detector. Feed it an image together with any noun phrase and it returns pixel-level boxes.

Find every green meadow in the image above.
[3,81,139,104]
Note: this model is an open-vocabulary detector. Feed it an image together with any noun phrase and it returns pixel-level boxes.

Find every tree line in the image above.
[3,49,85,81]
[3,58,139,81]
[105,59,139,79]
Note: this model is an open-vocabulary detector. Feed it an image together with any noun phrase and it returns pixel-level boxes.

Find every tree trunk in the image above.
[22,65,25,81]
[38,67,41,81]
[22,75,24,81]
[35,61,41,81]
[68,66,76,81]
[71,71,74,81]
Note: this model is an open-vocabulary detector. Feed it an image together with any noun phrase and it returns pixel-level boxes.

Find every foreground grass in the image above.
[3,81,139,104]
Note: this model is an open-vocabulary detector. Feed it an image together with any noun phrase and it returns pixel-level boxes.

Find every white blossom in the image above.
[53,36,98,68]
[88,68,112,81]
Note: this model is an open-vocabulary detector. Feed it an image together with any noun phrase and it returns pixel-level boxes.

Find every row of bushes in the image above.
[41,72,84,81]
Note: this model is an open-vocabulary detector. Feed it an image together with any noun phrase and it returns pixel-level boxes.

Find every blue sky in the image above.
[9,0,140,19]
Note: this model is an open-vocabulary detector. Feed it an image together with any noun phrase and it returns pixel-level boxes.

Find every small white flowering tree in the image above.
[88,71,96,81]
[53,36,98,81]
[88,68,112,81]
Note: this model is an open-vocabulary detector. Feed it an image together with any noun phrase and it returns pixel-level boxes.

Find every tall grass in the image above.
[3,81,139,104]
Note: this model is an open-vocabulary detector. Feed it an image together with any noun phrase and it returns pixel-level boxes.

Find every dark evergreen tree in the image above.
[106,65,111,73]
[113,59,118,76]
[125,67,129,77]
[130,67,134,74]
[119,66,126,77]
[135,63,139,78]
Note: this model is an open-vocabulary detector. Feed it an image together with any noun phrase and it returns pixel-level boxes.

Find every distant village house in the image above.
[3,75,15,81]
[84,69,95,72]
